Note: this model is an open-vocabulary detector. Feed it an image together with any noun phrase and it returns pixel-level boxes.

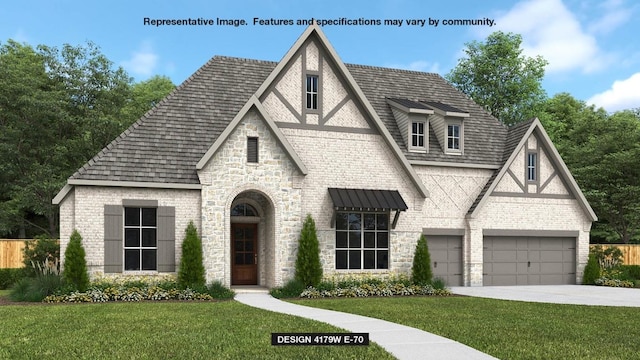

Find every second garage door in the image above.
[428,235,463,286]
[483,236,576,286]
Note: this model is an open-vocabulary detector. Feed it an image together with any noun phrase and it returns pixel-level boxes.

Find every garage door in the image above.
[483,236,576,286]
[428,236,463,286]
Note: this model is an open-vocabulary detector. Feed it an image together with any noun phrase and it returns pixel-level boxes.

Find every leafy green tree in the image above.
[178,221,206,289]
[22,235,60,277]
[121,75,175,122]
[446,31,548,126]
[411,235,433,285]
[63,229,89,291]
[295,214,322,287]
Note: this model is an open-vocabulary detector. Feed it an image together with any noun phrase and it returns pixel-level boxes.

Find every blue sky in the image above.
[2,0,639,112]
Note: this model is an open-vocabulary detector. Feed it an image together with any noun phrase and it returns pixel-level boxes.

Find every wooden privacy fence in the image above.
[590,244,640,265]
[0,239,31,268]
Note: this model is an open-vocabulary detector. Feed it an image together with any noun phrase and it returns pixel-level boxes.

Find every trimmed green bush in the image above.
[294,214,322,287]
[270,278,306,299]
[178,221,206,289]
[207,281,235,300]
[0,268,25,289]
[621,265,640,280]
[411,235,433,285]
[582,252,601,285]
[63,230,89,291]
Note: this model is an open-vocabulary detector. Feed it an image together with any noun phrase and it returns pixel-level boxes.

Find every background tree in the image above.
[62,229,89,291]
[121,75,176,121]
[411,235,433,285]
[446,31,548,126]
[178,221,206,289]
[295,214,322,287]
[0,39,174,239]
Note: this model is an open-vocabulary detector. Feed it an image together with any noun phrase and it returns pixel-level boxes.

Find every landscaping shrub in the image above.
[411,235,433,285]
[582,252,600,285]
[620,265,640,280]
[294,214,322,287]
[207,281,235,300]
[63,229,89,291]
[431,277,446,290]
[0,268,25,289]
[270,278,306,299]
[22,235,60,277]
[299,282,451,298]
[9,260,63,302]
[178,221,206,289]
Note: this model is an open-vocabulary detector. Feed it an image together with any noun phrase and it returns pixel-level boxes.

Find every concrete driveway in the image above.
[450,285,640,307]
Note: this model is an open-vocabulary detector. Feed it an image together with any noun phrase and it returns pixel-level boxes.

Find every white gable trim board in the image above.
[54,25,596,287]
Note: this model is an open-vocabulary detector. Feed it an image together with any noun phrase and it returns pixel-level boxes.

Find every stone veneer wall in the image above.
[198,109,302,287]
[58,186,201,277]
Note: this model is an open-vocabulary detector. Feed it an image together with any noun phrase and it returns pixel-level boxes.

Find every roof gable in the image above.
[467,118,597,221]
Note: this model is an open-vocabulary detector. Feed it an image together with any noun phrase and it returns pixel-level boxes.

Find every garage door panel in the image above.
[429,236,463,287]
[484,236,576,286]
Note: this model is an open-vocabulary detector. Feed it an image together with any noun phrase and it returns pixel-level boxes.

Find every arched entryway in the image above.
[230,190,275,287]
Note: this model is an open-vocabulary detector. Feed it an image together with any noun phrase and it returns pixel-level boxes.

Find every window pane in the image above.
[235,253,244,265]
[377,250,389,269]
[349,250,361,269]
[141,208,156,226]
[412,134,418,147]
[142,229,156,247]
[306,76,312,92]
[234,240,244,252]
[363,214,375,230]
[245,253,254,265]
[412,122,418,133]
[306,93,312,108]
[349,231,361,248]
[336,213,348,230]
[231,204,244,216]
[377,232,389,248]
[336,231,347,248]
[125,249,140,271]
[312,94,317,109]
[233,227,244,239]
[376,214,388,230]
[348,213,361,230]
[142,249,156,270]
[418,135,424,147]
[364,250,376,269]
[364,232,375,248]
[245,240,254,252]
[245,227,254,239]
[125,229,140,247]
[336,250,347,269]
[418,122,424,133]
[244,204,257,217]
[124,208,140,226]
[311,76,317,91]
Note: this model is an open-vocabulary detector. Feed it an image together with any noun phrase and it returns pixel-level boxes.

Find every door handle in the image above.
[434,261,437,268]
[528,261,531,268]
[255,254,258,264]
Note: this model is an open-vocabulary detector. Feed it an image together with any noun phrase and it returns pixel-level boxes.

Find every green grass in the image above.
[0,302,393,359]
[290,296,640,360]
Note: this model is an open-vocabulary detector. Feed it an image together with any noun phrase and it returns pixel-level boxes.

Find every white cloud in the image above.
[488,0,609,73]
[121,42,158,78]
[387,60,441,74]
[588,0,631,34]
[587,72,640,112]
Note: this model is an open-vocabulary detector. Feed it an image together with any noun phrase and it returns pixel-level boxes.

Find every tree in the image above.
[411,235,433,285]
[563,110,640,243]
[582,252,600,285]
[446,31,548,126]
[295,214,322,287]
[178,221,206,289]
[120,75,175,122]
[63,229,89,291]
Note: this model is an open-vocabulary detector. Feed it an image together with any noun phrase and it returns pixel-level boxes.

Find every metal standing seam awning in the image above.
[327,188,408,229]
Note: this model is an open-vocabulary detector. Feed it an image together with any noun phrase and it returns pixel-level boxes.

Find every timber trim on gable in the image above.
[467,118,597,221]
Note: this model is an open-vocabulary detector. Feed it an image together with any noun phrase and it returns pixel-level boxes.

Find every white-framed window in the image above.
[247,137,259,163]
[124,207,157,271]
[411,121,425,149]
[306,75,318,110]
[527,152,537,181]
[447,124,460,151]
[335,212,389,270]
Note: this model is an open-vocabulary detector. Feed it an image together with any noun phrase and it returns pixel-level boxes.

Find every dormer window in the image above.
[411,121,425,149]
[306,75,318,110]
[447,124,460,151]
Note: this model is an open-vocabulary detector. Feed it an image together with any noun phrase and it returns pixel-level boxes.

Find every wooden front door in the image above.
[231,223,258,285]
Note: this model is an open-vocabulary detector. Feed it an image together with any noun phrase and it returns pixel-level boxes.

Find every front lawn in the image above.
[0,302,393,359]
[290,296,640,359]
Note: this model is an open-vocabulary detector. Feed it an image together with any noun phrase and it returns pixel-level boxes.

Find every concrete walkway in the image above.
[235,291,496,360]
[451,285,640,307]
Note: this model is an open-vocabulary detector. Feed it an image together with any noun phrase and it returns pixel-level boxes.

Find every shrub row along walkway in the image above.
[235,291,496,360]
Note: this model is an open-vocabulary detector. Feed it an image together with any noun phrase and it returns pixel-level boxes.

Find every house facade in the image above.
[53,24,596,287]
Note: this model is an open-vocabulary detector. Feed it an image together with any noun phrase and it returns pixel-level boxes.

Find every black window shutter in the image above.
[104,205,123,273]
[157,206,176,272]
[247,137,259,163]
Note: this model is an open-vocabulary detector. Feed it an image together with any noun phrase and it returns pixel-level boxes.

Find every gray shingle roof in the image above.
[71,56,510,184]
[421,101,467,114]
